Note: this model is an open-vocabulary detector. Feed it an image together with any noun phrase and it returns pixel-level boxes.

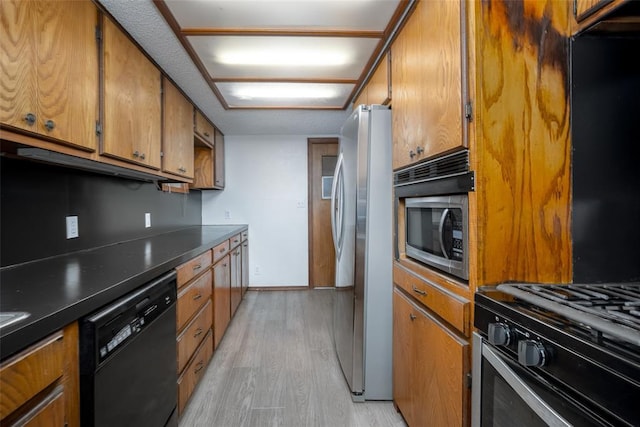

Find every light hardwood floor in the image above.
[179,290,407,427]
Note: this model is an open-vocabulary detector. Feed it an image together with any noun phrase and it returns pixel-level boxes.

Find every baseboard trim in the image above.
[248,286,311,292]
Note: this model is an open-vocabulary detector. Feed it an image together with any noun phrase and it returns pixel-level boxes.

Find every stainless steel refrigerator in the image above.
[330,104,392,401]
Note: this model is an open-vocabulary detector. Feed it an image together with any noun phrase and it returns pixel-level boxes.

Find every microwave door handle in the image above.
[481,343,572,427]
[438,208,450,259]
[331,153,344,255]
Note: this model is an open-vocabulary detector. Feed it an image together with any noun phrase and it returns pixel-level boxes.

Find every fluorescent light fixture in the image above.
[217,50,349,67]
[233,83,337,99]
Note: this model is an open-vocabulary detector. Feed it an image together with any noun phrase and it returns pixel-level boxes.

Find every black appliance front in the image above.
[80,271,178,427]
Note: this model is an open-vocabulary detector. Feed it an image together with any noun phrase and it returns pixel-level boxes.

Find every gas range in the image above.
[474,283,640,426]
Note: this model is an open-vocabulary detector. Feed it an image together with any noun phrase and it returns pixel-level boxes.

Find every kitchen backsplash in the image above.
[0,157,202,267]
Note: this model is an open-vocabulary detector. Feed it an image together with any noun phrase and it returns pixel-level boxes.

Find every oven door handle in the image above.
[481,340,572,427]
[438,208,450,259]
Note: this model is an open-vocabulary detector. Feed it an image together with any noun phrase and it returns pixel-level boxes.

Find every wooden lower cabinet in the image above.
[0,323,79,427]
[241,239,249,297]
[177,330,213,415]
[230,244,242,316]
[213,254,231,349]
[393,288,470,427]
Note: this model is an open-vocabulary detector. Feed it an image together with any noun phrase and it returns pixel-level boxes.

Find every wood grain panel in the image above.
[213,254,231,349]
[194,110,214,146]
[393,263,470,336]
[212,240,230,264]
[575,0,613,20]
[367,52,390,105]
[353,86,368,108]
[474,0,572,285]
[102,16,161,169]
[391,0,464,169]
[176,250,212,289]
[177,330,213,415]
[230,233,242,250]
[177,269,212,331]
[191,145,214,189]
[213,128,225,188]
[177,300,212,373]
[0,332,64,419]
[163,78,194,178]
[0,1,39,134]
[62,322,80,427]
[12,385,65,427]
[393,288,469,427]
[230,246,242,316]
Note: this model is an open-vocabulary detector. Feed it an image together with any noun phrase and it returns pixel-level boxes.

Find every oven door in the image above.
[472,333,608,427]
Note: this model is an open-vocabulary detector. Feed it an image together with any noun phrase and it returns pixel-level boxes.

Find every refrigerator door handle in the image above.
[331,152,344,256]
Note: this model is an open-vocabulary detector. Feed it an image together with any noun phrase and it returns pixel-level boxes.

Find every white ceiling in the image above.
[97,0,403,136]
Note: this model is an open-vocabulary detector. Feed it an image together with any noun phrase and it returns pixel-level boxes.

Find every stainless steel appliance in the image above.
[473,283,640,426]
[405,194,469,280]
[80,271,178,427]
[331,104,392,401]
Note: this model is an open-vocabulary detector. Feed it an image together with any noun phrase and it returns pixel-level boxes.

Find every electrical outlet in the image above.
[254,265,261,275]
[66,216,79,239]
[145,213,151,228]
[296,200,306,209]
[224,210,231,220]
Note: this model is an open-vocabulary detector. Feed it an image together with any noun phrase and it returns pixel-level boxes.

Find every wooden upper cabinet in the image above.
[0,0,98,151]
[213,127,225,189]
[194,110,214,146]
[391,0,465,170]
[367,52,391,105]
[162,78,194,179]
[102,16,161,169]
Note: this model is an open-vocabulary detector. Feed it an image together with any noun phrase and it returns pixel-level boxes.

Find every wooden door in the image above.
[0,0,98,151]
[162,78,194,178]
[393,289,470,426]
[391,0,465,169]
[307,138,338,287]
[102,16,161,169]
[212,255,230,349]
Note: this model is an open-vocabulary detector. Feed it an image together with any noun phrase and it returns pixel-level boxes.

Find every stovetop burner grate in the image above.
[497,283,640,347]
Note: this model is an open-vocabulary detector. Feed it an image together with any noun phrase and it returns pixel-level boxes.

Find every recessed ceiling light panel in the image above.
[218,82,354,108]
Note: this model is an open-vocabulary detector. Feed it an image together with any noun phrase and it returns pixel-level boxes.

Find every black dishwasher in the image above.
[80,271,178,427]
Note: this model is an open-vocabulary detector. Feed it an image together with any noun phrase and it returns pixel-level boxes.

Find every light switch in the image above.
[145,213,151,228]
[66,216,79,239]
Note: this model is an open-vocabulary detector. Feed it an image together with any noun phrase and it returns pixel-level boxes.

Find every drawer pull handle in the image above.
[412,285,427,296]
[416,146,424,155]
[409,313,417,321]
[219,248,226,253]
[193,294,202,301]
[193,264,202,271]
[409,150,416,159]
[223,263,227,267]
[133,150,140,158]
[194,361,204,373]
[193,328,203,338]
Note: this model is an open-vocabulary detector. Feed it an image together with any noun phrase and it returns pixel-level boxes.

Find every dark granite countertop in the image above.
[0,225,247,360]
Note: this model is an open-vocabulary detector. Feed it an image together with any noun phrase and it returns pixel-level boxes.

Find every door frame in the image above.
[307,137,339,288]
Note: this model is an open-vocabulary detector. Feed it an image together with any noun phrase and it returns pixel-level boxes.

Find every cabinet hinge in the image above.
[160,151,164,157]
[95,26,102,42]
[95,121,102,136]
[464,101,473,122]
[466,372,473,389]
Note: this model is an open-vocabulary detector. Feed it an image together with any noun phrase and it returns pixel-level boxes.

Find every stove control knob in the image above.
[518,340,547,367]
[488,323,512,346]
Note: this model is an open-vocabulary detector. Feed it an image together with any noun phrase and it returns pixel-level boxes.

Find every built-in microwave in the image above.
[404,195,469,280]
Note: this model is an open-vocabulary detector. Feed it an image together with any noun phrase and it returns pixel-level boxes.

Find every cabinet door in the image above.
[162,78,194,179]
[213,254,231,349]
[393,289,470,427]
[367,52,390,105]
[241,240,249,297]
[391,0,464,169]
[230,246,242,316]
[213,128,225,189]
[194,110,214,146]
[102,17,161,169]
[0,0,98,151]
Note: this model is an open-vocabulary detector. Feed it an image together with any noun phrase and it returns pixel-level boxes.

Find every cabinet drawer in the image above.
[229,233,241,249]
[177,300,212,374]
[177,330,213,415]
[0,332,64,419]
[241,230,248,242]
[176,251,212,289]
[177,269,212,331]
[9,384,65,427]
[212,240,229,264]
[393,264,470,336]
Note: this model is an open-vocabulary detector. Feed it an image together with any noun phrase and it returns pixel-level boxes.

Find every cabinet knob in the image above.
[24,113,36,126]
[409,150,416,159]
[409,313,417,321]
[133,151,140,158]
[179,166,187,173]
[416,146,424,155]
[44,119,55,131]
[140,153,146,160]
[204,131,210,137]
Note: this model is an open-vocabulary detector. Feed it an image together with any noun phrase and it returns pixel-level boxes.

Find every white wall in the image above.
[202,135,322,287]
